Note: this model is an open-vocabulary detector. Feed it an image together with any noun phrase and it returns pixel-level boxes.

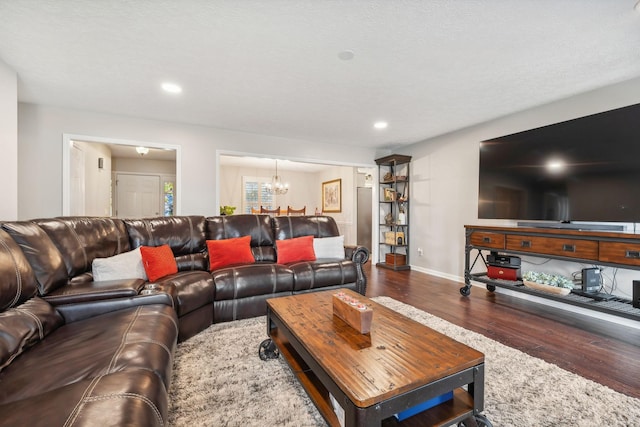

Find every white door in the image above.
[115,174,160,218]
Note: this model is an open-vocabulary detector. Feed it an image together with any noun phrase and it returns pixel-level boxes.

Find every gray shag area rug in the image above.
[168,297,640,427]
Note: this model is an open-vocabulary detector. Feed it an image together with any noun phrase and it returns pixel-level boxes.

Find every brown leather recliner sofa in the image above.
[0,214,369,426]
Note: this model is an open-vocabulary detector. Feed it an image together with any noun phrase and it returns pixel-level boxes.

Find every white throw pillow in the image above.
[313,235,345,259]
[92,247,148,281]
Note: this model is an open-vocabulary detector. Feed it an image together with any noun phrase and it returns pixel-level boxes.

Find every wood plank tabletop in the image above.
[267,289,484,408]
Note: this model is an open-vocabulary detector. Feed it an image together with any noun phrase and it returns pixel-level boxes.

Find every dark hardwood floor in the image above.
[363,263,640,400]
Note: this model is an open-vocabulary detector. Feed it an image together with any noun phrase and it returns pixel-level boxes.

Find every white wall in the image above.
[403,76,640,299]
[72,140,112,216]
[112,157,176,175]
[318,166,358,245]
[0,59,18,220]
[17,103,378,219]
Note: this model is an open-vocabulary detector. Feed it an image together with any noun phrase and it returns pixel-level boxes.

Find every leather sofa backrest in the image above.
[125,216,207,271]
[0,228,39,311]
[35,217,131,284]
[272,215,340,240]
[206,215,276,262]
[2,221,68,295]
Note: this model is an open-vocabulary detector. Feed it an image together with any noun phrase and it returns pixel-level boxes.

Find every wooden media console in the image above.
[462,225,640,321]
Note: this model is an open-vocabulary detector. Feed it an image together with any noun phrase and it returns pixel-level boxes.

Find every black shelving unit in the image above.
[375,154,412,271]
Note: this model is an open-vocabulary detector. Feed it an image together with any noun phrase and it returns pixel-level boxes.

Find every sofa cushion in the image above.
[0,369,168,427]
[92,247,148,281]
[272,215,341,240]
[0,228,40,310]
[289,260,359,292]
[1,221,69,295]
[0,297,63,372]
[276,235,316,264]
[313,235,345,259]
[207,236,255,271]
[141,245,179,282]
[153,271,214,317]
[206,215,276,262]
[125,216,208,271]
[212,264,294,301]
[0,304,178,406]
[34,217,131,281]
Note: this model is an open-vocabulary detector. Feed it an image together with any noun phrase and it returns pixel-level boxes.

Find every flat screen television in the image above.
[478,102,640,225]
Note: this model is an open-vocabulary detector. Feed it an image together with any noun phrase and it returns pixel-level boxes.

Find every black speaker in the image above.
[633,280,640,309]
[581,268,600,293]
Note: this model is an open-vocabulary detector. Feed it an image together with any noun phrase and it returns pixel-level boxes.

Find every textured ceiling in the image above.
[1,1,639,149]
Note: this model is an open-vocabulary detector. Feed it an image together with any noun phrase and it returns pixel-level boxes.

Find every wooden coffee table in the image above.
[260,289,490,426]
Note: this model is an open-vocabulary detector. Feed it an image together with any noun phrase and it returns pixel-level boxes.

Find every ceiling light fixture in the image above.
[136,146,150,156]
[161,82,183,94]
[266,160,289,195]
[374,121,388,129]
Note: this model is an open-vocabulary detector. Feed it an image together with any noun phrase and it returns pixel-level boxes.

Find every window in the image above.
[242,176,274,213]
[163,181,175,216]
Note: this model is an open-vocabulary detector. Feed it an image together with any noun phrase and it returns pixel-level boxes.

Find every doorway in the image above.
[218,153,376,253]
[62,134,180,216]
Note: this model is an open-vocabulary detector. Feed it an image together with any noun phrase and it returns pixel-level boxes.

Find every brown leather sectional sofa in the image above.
[0,214,368,426]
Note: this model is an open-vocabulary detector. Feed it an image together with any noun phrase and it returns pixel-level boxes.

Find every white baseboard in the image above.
[410,265,464,283]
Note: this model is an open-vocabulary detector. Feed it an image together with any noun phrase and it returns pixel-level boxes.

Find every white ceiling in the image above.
[2,1,640,150]
[106,143,177,161]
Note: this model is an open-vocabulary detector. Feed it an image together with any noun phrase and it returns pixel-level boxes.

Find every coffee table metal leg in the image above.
[260,307,280,360]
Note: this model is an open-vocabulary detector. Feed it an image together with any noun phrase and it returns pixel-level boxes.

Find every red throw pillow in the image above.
[140,245,178,282]
[207,235,255,271]
[276,235,316,264]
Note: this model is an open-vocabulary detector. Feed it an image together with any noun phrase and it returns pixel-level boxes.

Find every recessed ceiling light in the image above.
[374,121,388,129]
[338,50,355,61]
[546,159,566,173]
[161,82,182,94]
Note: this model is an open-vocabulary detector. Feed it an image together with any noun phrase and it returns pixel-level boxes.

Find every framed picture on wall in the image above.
[322,179,342,213]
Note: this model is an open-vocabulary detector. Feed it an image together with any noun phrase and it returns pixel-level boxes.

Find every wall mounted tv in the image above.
[478,102,640,225]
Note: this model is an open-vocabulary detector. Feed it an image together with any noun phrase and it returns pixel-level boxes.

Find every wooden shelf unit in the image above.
[376,154,412,271]
[462,225,640,321]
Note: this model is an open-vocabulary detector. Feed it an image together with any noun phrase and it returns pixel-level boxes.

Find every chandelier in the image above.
[266,160,288,195]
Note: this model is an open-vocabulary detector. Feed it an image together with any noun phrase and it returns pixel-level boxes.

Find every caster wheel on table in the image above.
[474,414,493,426]
[460,286,471,296]
[258,339,279,360]
[457,414,493,427]
[486,284,496,292]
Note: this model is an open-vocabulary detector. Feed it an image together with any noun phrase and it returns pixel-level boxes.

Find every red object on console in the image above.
[487,265,520,281]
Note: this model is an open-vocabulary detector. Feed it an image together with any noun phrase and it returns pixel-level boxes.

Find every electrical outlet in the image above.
[417,247,423,256]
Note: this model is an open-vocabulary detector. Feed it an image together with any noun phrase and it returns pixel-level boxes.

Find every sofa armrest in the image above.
[344,245,370,295]
[43,279,147,306]
[54,293,174,324]
[344,245,369,264]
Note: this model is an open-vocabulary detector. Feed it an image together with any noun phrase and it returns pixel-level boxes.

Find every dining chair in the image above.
[287,206,306,216]
[260,206,281,215]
